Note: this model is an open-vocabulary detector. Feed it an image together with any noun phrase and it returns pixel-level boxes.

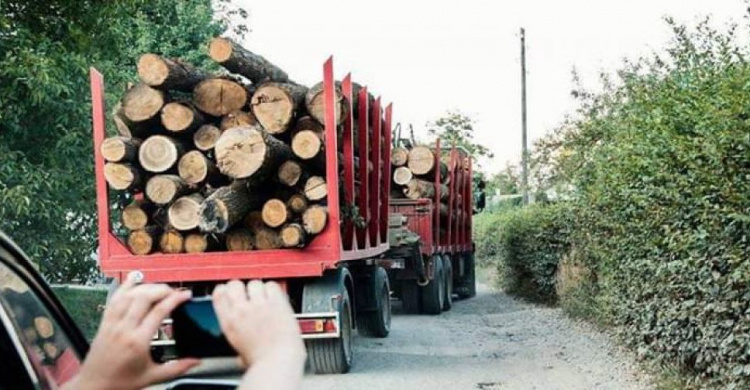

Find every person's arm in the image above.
[212,280,306,390]
[63,276,199,390]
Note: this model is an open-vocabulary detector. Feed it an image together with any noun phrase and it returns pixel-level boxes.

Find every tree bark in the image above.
[161,101,204,134]
[145,175,190,205]
[302,205,328,235]
[303,176,327,201]
[121,83,166,124]
[103,163,141,191]
[250,82,307,135]
[214,125,293,180]
[209,37,290,84]
[178,150,220,185]
[251,226,282,250]
[137,54,211,91]
[193,78,248,117]
[226,228,254,251]
[261,198,289,228]
[168,193,204,231]
[101,137,141,163]
[280,223,306,248]
[193,124,222,151]
[122,200,156,231]
[220,110,257,131]
[305,81,347,126]
[199,182,261,233]
[392,166,413,186]
[391,147,409,167]
[159,230,184,254]
[139,135,184,173]
[127,226,159,255]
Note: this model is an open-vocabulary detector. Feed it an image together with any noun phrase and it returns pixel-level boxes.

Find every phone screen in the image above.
[171,297,236,358]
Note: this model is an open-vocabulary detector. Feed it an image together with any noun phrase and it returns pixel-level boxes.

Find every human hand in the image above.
[212,280,306,387]
[65,275,199,390]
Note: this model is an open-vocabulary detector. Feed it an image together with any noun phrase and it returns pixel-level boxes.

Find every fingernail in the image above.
[180,290,193,298]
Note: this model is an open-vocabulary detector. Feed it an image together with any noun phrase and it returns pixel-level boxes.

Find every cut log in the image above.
[243,211,265,231]
[407,146,435,176]
[303,176,327,201]
[184,233,210,253]
[194,124,222,151]
[137,54,211,91]
[161,101,204,133]
[145,175,189,205]
[193,78,248,117]
[101,137,141,163]
[209,37,289,84]
[391,147,409,167]
[220,110,257,131]
[403,179,448,201]
[178,150,219,185]
[127,227,158,255]
[393,166,413,186]
[168,193,204,231]
[113,103,149,138]
[200,182,260,233]
[261,199,289,228]
[305,81,346,126]
[214,125,293,179]
[139,135,184,173]
[251,82,307,134]
[159,230,184,254]
[251,226,281,250]
[291,116,324,161]
[121,83,166,123]
[286,193,308,214]
[103,163,141,191]
[302,205,328,235]
[226,228,254,251]
[277,160,306,187]
[122,201,156,231]
[280,223,306,248]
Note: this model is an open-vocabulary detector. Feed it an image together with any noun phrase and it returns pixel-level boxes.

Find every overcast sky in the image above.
[234,0,747,173]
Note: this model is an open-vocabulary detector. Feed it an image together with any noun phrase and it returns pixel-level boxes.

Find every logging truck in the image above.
[90,40,476,374]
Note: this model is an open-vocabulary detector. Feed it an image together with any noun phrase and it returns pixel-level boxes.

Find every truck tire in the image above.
[420,254,444,315]
[442,254,453,311]
[400,281,421,314]
[357,266,391,338]
[306,289,353,374]
[457,252,477,299]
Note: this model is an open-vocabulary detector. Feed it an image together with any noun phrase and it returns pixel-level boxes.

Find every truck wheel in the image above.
[357,266,391,338]
[306,289,353,374]
[457,252,477,299]
[442,254,453,311]
[400,281,421,314]
[420,255,444,315]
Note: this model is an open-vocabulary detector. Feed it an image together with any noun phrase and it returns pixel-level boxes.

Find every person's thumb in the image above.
[147,358,201,384]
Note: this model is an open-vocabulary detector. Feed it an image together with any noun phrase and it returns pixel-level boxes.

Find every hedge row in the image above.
[483,19,750,388]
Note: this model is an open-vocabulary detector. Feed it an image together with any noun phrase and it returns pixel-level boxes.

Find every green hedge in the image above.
[484,19,750,388]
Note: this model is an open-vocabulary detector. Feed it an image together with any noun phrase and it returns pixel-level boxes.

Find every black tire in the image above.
[400,281,421,314]
[420,255,444,315]
[442,254,453,311]
[358,267,391,338]
[457,252,477,299]
[306,289,353,374]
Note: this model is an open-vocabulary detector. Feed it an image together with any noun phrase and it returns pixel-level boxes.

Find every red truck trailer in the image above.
[89,56,476,374]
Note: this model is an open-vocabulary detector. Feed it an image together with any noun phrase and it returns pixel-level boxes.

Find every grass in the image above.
[52,286,107,341]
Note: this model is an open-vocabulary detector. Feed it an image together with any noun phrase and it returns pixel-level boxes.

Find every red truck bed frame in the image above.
[90,57,392,283]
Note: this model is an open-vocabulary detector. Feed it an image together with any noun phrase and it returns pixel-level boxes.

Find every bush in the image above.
[525,18,750,387]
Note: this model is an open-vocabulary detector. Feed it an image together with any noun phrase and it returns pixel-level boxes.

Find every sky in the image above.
[233,0,747,173]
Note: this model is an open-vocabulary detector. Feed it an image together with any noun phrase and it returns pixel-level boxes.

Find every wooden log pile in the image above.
[103,38,352,255]
[390,145,451,219]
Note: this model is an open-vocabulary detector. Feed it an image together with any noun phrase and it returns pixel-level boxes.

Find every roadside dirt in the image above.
[304,282,652,389]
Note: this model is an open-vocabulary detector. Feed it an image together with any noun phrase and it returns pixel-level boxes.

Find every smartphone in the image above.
[171,296,236,358]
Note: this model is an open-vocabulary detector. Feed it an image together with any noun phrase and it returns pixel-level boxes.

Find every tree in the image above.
[427,110,494,165]
[0,0,247,283]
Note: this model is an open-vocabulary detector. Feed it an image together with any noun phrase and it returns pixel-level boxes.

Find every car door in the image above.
[0,231,88,389]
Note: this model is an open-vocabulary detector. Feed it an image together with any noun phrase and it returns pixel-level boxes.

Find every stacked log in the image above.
[103,44,345,255]
[389,143,453,222]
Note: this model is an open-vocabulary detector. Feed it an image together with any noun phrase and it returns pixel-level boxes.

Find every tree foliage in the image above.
[427,110,494,163]
[0,0,246,282]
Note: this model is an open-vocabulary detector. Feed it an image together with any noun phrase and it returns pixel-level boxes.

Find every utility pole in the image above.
[520,27,529,205]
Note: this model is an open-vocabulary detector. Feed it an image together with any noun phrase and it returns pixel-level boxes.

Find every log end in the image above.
[280,223,305,248]
[251,84,295,134]
[291,130,322,160]
[302,205,328,235]
[160,230,184,254]
[122,83,165,123]
[139,135,181,173]
[168,194,203,231]
[161,102,197,133]
[185,234,209,253]
[220,110,257,131]
[194,124,222,151]
[137,53,170,87]
[407,146,435,176]
[122,203,149,231]
[214,126,266,179]
[199,197,230,233]
[145,175,185,205]
[193,78,248,117]
[304,176,328,201]
[226,228,254,251]
[103,163,139,191]
[208,37,234,63]
[178,150,211,185]
[277,160,302,187]
[127,229,155,255]
[262,199,288,228]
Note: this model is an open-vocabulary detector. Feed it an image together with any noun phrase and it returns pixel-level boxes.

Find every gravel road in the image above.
[304,282,652,390]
